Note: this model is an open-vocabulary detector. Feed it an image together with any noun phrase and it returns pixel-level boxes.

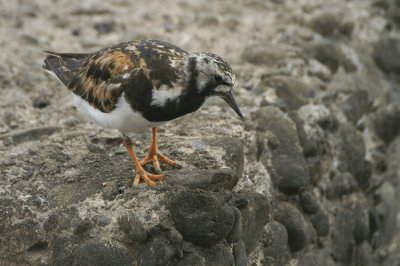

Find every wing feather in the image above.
[45,40,188,113]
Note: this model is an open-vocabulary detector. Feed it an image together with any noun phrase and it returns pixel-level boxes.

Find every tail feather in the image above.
[43,51,90,86]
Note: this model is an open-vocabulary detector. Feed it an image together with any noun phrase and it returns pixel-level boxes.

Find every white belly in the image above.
[73,93,164,133]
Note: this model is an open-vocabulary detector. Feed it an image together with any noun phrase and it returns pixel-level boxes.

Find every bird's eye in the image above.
[214,75,223,82]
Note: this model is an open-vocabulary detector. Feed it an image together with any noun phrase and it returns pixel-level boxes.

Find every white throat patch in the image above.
[151,84,183,107]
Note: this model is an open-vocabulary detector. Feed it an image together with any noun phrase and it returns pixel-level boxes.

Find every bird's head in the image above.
[190,52,243,119]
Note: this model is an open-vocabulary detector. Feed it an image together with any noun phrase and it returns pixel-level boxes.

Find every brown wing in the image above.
[67,49,140,113]
[45,40,188,113]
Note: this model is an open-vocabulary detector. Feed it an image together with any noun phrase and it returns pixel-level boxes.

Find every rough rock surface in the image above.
[1,0,400,265]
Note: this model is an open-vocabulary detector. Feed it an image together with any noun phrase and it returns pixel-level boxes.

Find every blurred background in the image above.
[1,0,400,265]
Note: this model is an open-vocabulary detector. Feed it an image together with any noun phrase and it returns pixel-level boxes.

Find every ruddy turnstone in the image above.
[43,40,243,186]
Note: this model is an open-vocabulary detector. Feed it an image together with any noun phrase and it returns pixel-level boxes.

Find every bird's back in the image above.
[43,40,188,113]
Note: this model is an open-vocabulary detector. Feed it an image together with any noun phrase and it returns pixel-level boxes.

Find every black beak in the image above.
[220,91,244,120]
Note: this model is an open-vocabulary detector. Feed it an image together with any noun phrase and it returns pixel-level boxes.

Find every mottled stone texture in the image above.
[1,0,400,265]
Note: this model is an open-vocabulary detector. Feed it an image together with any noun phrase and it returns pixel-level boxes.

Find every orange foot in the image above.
[140,146,182,173]
[140,127,182,174]
[122,133,168,186]
[133,170,165,187]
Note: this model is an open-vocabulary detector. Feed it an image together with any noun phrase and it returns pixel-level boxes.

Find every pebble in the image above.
[226,207,243,243]
[102,181,119,201]
[339,90,370,125]
[203,243,234,266]
[307,41,342,73]
[234,191,270,254]
[94,21,115,35]
[372,104,400,144]
[263,221,288,265]
[73,239,132,265]
[33,98,49,109]
[326,172,357,199]
[241,44,289,66]
[92,214,111,226]
[74,218,93,235]
[310,209,330,237]
[117,210,147,242]
[309,12,341,36]
[233,239,247,266]
[257,76,313,111]
[274,203,310,252]
[0,158,16,166]
[300,192,319,214]
[338,21,354,37]
[137,237,176,266]
[331,208,356,264]
[373,37,400,73]
[169,189,235,247]
[0,126,61,145]
[254,106,310,194]
[337,123,366,178]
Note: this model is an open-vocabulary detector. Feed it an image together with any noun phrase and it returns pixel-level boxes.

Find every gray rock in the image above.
[102,181,119,200]
[289,111,320,157]
[176,252,206,266]
[43,212,60,232]
[232,191,271,254]
[338,21,355,37]
[94,21,115,35]
[137,237,176,266]
[326,172,357,199]
[0,158,16,167]
[47,183,101,208]
[339,90,370,125]
[2,218,46,256]
[73,239,132,266]
[353,203,369,244]
[373,37,400,73]
[309,12,341,36]
[306,157,323,185]
[241,44,291,66]
[353,242,379,266]
[33,98,49,108]
[262,221,288,265]
[226,207,243,243]
[275,160,310,194]
[175,137,244,181]
[298,250,336,266]
[169,189,235,247]
[0,126,61,144]
[300,192,319,214]
[118,210,147,243]
[307,41,342,73]
[337,123,366,180]
[372,104,400,144]
[274,203,310,252]
[50,235,75,265]
[254,107,309,194]
[389,5,400,25]
[233,239,247,266]
[371,182,397,247]
[310,209,330,237]
[331,207,356,264]
[164,169,239,191]
[257,76,313,111]
[203,243,235,266]
[74,218,93,235]
[92,214,111,226]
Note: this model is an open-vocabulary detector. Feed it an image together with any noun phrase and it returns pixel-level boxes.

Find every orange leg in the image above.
[140,127,181,173]
[122,134,164,186]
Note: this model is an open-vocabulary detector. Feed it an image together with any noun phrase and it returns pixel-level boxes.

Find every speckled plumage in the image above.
[44,40,242,126]
[43,39,243,186]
